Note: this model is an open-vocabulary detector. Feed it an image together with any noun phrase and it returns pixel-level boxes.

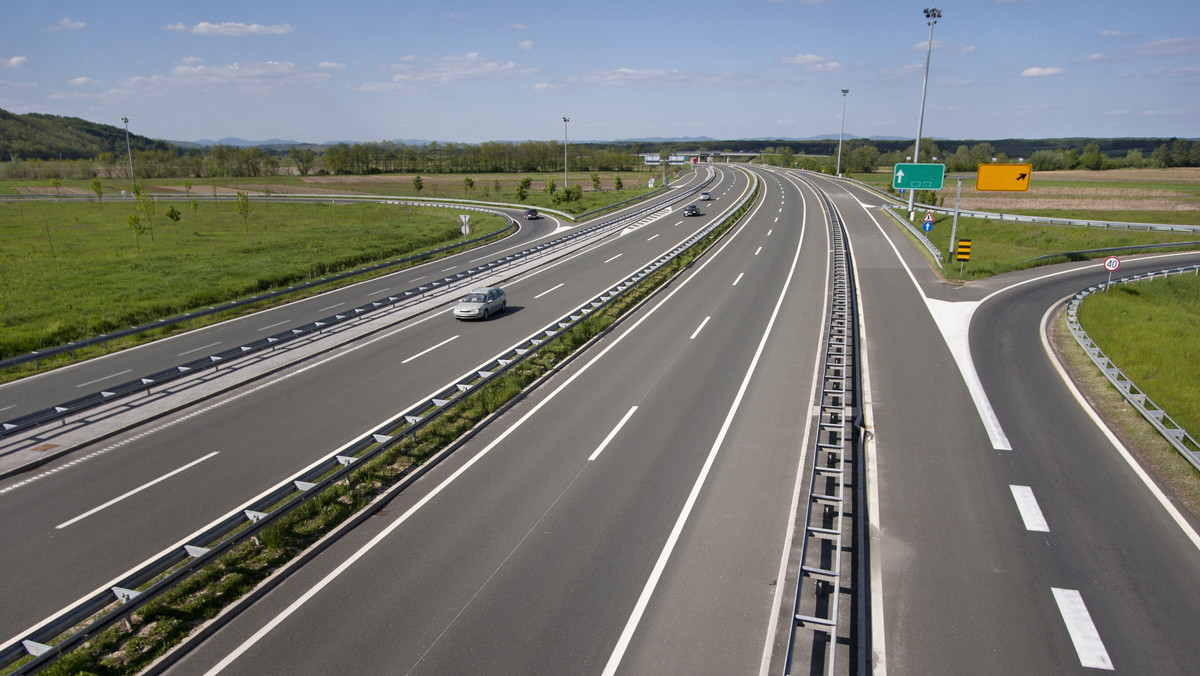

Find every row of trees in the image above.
[5,135,1199,182]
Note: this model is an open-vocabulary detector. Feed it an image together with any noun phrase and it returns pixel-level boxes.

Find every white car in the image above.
[454,286,507,320]
[699,191,711,201]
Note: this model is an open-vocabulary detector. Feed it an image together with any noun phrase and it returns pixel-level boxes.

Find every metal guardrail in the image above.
[0,167,742,674]
[825,173,1200,234]
[882,205,944,268]
[0,175,716,440]
[784,176,864,675]
[1065,264,1200,470]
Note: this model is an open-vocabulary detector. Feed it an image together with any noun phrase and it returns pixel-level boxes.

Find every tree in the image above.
[165,205,182,234]
[90,176,103,208]
[50,178,62,202]
[545,179,557,195]
[1078,144,1104,170]
[182,179,193,200]
[127,213,146,254]
[591,172,601,191]
[189,197,200,225]
[463,176,475,195]
[235,191,250,233]
[289,147,316,175]
[516,177,532,202]
[614,175,623,191]
[412,175,424,194]
[135,185,156,241]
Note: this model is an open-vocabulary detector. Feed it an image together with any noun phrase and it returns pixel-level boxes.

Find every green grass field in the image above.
[915,213,1200,279]
[0,197,508,358]
[1076,273,1200,440]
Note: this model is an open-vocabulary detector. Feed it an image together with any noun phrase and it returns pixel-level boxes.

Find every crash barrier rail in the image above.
[0,176,682,373]
[0,210,516,373]
[0,168,746,673]
[820,172,1200,234]
[1065,264,1200,471]
[784,177,865,675]
[0,173,715,440]
[882,205,945,268]
[1024,240,1200,263]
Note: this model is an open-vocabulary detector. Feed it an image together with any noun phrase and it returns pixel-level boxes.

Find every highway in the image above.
[0,168,739,642]
[6,162,1200,674]
[162,164,831,675]
[803,170,1200,674]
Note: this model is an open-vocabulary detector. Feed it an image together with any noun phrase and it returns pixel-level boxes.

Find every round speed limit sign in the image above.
[1103,256,1121,271]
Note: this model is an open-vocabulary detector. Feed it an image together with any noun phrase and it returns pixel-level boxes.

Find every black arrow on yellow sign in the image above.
[976,163,1033,192]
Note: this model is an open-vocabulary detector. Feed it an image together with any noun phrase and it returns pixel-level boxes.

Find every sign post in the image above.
[459,214,470,237]
[1104,256,1121,292]
[956,239,972,275]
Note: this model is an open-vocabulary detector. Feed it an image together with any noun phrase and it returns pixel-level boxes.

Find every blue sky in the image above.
[2,1,1198,144]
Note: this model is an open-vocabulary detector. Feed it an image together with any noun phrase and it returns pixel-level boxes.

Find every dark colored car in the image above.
[523,208,540,220]
[683,204,701,216]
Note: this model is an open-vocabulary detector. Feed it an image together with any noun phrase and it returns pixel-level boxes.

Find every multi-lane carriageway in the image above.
[4,164,1200,674]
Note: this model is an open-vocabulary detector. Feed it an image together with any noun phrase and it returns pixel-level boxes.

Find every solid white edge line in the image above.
[400,335,459,364]
[1040,301,1200,552]
[57,452,220,529]
[689,316,711,340]
[1008,485,1050,532]
[589,406,638,462]
[1051,587,1114,670]
[603,172,801,676]
[209,167,763,675]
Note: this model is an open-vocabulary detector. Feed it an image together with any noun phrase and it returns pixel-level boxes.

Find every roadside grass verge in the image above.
[0,199,509,363]
[14,179,757,676]
[1075,273,1200,439]
[915,213,1200,279]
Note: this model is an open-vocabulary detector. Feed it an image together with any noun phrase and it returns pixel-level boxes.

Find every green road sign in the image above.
[893,163,945,190]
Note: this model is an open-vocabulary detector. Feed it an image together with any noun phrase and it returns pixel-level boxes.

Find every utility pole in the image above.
[562,116,570,190]
[122,117,136,185]
[908,7,940,220]
[836,89,849,176]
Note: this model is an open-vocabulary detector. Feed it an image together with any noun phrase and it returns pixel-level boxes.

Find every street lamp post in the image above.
[836,89,849,176]
[908,7,941,220]
[562,116,570,190]
[121,117,135,185]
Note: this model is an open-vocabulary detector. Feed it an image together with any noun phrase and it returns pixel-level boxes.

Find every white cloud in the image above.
[781,53,842,71]
[1100,29,1131,37]
[318,62,346,70]
[914,40,945,52]
[948,44,976,55]
[1159,65,1200,78]
[357,52,534,91]
[517,40,534,51]
[1133,38,1200,56]
[69,76,100,86]
[164,22,293,37]
[532,82,559,92]
[1082,53,1107,63]
[117,61,330,93]
[3,56,28,68]
[1020,67,1066,77]
[48,17,85,31]
[572,67,765,89]
[511,23,532,30]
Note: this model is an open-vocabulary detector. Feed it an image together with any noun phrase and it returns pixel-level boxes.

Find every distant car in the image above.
[683,204,701,216]
[523,208,540,220]
[454,286,507,320]
[699,191,711,201]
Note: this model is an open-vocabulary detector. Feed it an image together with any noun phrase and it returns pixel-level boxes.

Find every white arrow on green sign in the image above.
[893,163,945,190]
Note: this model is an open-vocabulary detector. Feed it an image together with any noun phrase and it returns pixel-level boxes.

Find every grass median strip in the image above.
[14,179,759,676]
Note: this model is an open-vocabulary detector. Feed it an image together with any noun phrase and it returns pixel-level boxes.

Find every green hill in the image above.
[0,108,173,161]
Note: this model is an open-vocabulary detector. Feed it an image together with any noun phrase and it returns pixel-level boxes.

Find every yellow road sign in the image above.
[976,163,1032,192]
[956,239,972,262]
